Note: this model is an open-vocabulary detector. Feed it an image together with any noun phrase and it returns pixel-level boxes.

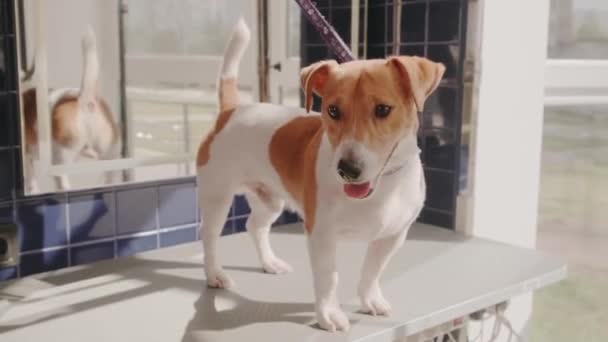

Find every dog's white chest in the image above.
[329,171,425,241]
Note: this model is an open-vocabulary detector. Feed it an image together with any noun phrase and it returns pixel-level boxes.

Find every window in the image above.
[542,1,608,233]
[535,3,608,338]
[122,0,255,179]
[125,0,247,56]
[546,0,608,104]
[539,105,608,236]
[548,0,608,59]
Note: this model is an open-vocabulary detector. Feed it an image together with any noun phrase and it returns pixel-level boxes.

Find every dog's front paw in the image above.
[262,256,293,274]
[359,284,392,316]
[316,305,350,332]
[205,268,235,289]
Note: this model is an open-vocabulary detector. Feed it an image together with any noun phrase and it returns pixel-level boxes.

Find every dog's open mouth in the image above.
[343,182,373,199]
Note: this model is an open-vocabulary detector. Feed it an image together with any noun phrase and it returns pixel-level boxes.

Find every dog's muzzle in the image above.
[337,159,362,182]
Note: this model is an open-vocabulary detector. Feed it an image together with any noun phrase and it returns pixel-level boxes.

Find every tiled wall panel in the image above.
[0,176,299,282]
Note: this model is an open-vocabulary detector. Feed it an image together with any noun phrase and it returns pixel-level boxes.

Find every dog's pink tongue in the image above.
[344,182,371,199]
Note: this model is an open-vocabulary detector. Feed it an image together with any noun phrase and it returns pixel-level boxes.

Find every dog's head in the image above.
[301,56,445,199]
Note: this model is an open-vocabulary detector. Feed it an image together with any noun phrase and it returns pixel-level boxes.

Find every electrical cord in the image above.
[468,302,523,342]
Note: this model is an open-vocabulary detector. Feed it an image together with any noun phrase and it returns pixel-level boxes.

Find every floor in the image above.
[530,106,608,341]
[2,224,554,342]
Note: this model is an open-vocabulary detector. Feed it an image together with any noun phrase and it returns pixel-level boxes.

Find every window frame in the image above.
[18,0,259,188]
[545,1,608,106]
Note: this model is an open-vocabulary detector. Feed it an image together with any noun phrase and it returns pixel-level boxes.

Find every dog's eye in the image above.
[327,105,341,120]
[374,104,392,118]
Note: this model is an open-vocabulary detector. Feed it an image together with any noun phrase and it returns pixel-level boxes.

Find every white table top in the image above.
[0,223,566,342]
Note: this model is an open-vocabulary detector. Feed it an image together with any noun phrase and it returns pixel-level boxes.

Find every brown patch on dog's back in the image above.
[97,98,121,144]
[196,108,235,167]
[22,88,39,147]
[21,89,120,151]
[269,116,323,233]
[52,95,80,147]
[22,89,81,148]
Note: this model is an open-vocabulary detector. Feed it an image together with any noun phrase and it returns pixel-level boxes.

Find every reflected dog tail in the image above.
[217,18,250,113]
[79,26,99,111]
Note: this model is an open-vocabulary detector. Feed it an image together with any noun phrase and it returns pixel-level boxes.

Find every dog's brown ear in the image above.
[388,56,445,112]
[300,60,338,112]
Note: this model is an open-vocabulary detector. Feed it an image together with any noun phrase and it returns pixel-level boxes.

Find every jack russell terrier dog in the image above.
[197,19,445,332]
[21,28,121,193]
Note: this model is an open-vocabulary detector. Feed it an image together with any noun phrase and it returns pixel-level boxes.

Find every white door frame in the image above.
[461,0,550,340]
[267,1,301,105]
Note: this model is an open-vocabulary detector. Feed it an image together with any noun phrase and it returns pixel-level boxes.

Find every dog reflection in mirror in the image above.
[20,28,121,193]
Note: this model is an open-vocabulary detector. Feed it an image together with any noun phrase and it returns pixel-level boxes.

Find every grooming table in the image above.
[0,223,566,342]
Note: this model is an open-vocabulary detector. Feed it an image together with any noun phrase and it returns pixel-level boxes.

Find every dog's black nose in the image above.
[337,159,362,181]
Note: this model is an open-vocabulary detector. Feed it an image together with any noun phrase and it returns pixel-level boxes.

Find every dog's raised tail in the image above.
[218,18,251,112]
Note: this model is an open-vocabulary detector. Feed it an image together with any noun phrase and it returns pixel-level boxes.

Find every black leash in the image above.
[294,0,355,63]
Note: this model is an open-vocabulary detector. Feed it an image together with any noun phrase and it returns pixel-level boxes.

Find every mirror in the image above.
[15,0,261,195]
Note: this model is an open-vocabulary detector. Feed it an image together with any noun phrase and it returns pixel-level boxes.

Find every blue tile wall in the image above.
[0,1,300,282]
[70,241,114,266]
[0,266,17,281]
[158,183,197,228]
[233,195,251,216]
[420,208,453,229]
[222,218,235,236]
[273,211,301,228]
[17,196,68,251]
[69,191,115,243]
[234,216,248,234]
[1,36,17,92]
[160,226,197,248]
[0,1,14,35]
[0,177,299,280]
[116,187,158,234]
[20,248,68,277]
[301,0,468,229]
[0,204,12,224]
[0,93,17,146]
[117,234,158,257]
[0,148,14,201]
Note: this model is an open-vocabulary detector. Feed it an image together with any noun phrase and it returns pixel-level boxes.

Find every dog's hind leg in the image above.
[101,142,122,185]
[198,176,236,289]
[24,149,39,193]
[52,145,79,191]
[245,190,292,274]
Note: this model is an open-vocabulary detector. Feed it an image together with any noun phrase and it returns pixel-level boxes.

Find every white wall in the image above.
[464,0,550,340]
[24,0,121,117]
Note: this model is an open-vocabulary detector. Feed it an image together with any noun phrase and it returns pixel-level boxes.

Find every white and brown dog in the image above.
[21,28,120,193]
[197,19,445,332]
